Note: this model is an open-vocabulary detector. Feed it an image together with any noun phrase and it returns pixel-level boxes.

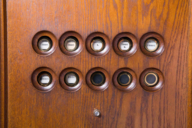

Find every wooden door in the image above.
[1,0,191,127]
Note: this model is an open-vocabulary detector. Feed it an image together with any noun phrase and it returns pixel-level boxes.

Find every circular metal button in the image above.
[144,38,159,52]
[140,68,164,92]
[37,72,52,86]
[113,32,138,57]
[32,67,56,92]
[113,68,136,92]
[32,31,58,55]
[60,68,83,92]
[91,72,105,86]
[59,31,83,56]
[38,37,52,52]
[86,67,109,91]
[140,32,164,57]
[64,72,79,86]
[117,72,132,86]
[64,37,79,51]
[86,32,110,56]
[91,38,105,52]
[144,73,158,86]
[118,38,132,52]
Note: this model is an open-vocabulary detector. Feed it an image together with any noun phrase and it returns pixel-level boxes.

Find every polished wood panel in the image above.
[188,0,192,127]
[0,0,6,127]
[1,0,190,127]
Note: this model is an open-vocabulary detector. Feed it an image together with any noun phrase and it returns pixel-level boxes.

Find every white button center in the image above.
[39,74,51,85]
[66,73,78,84]
[91,39,104,52]
[118,39,131,51]
[65,38,78,51]
[38,38,51,51]
[145,38,159,52]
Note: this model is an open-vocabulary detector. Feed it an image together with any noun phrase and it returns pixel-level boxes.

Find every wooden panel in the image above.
[188,0,192,127]
[2,0,190,127]
[0,0,6,127]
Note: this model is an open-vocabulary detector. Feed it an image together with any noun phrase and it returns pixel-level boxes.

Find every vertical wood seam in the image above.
[188,0,192,127]
[1,0,7,127]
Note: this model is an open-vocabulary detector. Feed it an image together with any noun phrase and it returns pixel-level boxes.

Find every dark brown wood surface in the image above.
[1,0,190,127]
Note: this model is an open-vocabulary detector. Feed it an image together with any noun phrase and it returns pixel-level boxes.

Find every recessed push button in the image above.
[86,32,110,56]
[32,31,57,55]
[144,73,158,86]
[117,72,132,86]
[59,31,83,56]
[91,38,105,52]
[118,38,132,52]
[140,68,164,92]
[60,68,83,91]
[140,32,164,57]
[113,32,137,57]
[91,72,105,86]
[64,37,78,51]
[32,67,56,92]
[65,72,79,86]
[112,68,136,92]
[38,37,52,52]
[37,72,52,86]
[86,67,109,91]
[145,38,159,52]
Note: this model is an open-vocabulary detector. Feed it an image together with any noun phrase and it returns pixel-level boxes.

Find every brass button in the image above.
[91,72,105,86]
[144,38,159,52]
[117,72,132,86]
[118,38,132,52]
[91,38,105,52]
[144,73,158,86]
[64,37,79,51]
[38,37,52,52]
[64,72,79,86]
[37,72,52,86]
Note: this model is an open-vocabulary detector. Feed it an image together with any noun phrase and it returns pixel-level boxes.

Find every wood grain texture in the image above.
[2,0,190,127]
[0,0,3,127]
[188,0,192,127]
[0,0,6,127]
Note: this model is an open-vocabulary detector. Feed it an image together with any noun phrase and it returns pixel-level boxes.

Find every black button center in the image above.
[145,73,158,86]
[91,72,105,86]
[117,72,132,86]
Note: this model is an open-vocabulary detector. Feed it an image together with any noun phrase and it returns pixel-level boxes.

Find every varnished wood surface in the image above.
[0,0,6,127]
[188,0,192,127]
[1,0,190,127]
